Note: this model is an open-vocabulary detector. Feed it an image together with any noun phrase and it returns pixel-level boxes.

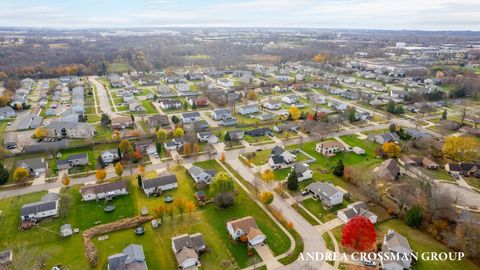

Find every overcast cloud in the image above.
[0,0,479,30]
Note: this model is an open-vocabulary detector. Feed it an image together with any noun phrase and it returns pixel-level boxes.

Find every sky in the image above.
[1,0,480,31]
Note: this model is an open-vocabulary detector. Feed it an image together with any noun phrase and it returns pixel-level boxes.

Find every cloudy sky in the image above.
[1,0,479,30]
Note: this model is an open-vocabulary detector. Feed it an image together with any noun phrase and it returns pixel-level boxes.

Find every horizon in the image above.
[1,0,480,31]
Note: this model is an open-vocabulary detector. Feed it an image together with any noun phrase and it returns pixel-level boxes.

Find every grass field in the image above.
[140,100,158,114]
[107,61,130,73]
[243,134,274,144]
[301,198,347,223]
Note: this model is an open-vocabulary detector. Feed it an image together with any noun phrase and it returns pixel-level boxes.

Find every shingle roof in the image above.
[80,181,126,196]
[20,201,57,216]
[142,175,177,189]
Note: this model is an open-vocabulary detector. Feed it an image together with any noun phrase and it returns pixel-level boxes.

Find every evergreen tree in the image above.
[405,205,423,228]
[0,163,9,185]
[172,115,179,124]
[442,109,448,120]
[287,171,299,191]
[137,175,143,187]
[386,100,396,113]
[395,105,404,114]
[333,160,344,177]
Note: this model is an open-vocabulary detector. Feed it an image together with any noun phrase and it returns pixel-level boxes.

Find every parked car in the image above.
[301,190,309,196]
[362,259,376,267]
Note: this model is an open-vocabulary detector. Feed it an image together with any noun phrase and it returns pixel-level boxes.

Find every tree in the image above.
[287,170,298,191]
[153,205,166,222]
[261,169,275,182]
[386,100,396,113]
[185,201,195,213]
[313,52,328,63]
[395,105,404,114]
[404,205,423,228]
[333,160,344,177]
[156,129,168,143]
[61,173,71,186]
[130,114,135,122]
[119,140,133,155]
[156,142,162,156]
[0,163,10,185]
[288,106,301,120]
[210,172,234,195]
[389,123,397,133]
[172,115,180,124]
[260,192,274,204]
[183,142,192,156]
[346,106,357,122]
[443,136,480,162]
[341,216,376,251]
[455,223,480,258]
[246,90,257,100]
[95,169,107,182]
[224,131,231,141]
[173,128,184,138]
[13,167,29,181]
[382,142,401,158]
[441,109,447,120]
[100,113,111,128]
[137,174,143,187]
[33,127,48,139]
[114,162,124,179]
[175,199,186,216]
[214,192,235,208]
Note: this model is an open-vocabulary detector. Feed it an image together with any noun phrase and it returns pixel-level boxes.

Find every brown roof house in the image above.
[226,216,266,246]
[316,141,345,156]
[171,233,206,269]
[111,116,134,129]
[374,159,401,181]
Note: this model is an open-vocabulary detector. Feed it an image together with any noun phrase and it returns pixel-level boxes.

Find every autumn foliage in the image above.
[341,216,377,251]
[382,142,401,158]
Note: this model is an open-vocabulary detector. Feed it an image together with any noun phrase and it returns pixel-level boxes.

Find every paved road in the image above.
[88,76,118,116]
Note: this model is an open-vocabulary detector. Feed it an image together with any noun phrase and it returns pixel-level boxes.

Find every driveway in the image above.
[315,218,343,234]
[254,244,283,270]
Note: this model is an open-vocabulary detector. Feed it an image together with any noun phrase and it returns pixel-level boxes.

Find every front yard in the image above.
[301,198,347,223]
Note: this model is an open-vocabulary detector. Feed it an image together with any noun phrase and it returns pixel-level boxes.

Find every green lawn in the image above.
[244,150,271,166]
[94,124,113,142]
[301,198,347,223]
[377,219,480,270]
[243,134,273,144]
[274,168,291,181]
[140,100,158,114]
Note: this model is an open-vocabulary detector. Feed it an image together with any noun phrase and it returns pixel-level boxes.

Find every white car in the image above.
[362,259,376,267]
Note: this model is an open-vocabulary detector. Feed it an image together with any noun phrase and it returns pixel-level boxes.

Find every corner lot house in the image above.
[142,174,178,196]
[337,202,378,224]
[108,244,148,270]
[268,146,296,169]
[380,230,413,270]
[306,182,343,207]
[290,163,313,181]
[227,216,266,246]
[148,114,170,127]
[171,233,206,269]
[188,166,216,184]
[20,193,59,221]
[80,181,128,201]
[316,141,345,156]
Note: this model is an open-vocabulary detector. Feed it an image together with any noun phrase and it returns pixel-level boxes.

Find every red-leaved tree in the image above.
[341,216,376,251]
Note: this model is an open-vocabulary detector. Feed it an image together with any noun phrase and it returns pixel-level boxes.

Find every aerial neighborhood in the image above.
[0,26,479,270]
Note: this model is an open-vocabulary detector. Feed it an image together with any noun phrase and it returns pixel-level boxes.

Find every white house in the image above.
[237,104,259,115]
[337,202,378,224]
[290,163,313,181]
[211,109,232,120]
[282,95,299,104]
[380,230,413,270]
[181,112,201,123]
[275,74,291,82]
[226,216,266,246]
[217,78,234,88]
[268,146,296,169]
[263,100,282,110]
[316,141,345,156]
[188,166,216,184]
[101,149,120,164]
[142,175,178,196]
[79,181,128,201]
[306,182,343,207]
[176,82,190,92]
[20,193,59,221]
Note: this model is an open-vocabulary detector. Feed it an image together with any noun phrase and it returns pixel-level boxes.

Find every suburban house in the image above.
[44,122,95,138]
[337,202,378,224]
[374,159,401,181]
[273,123,299,133]
[101,149,120,164]
[20,193,59,221]
[0,106,15,119]
[226,216,266,246]
[226,129,244,141]
[211,108,232,120]
[80,181,128,201]
[18,157,47,176]
[160,99,182,110]
[290,163,313,181]
[148,114,170,127]
[127,100,146,112]
[257,113,275,121]
[188,166,216,184]
[275,74,291,82]
[238,104,260,115]
[171,233,206,270]
[316,141,345,156]
[263,100,282,110]
[380,230,414,270]
[181,112,201,124]
[176,82,190,92]
[445,163,480,177]
[306,182,344,207]
[368,132,400,144]
[108,244,148,270]
[327,100,348,111]
[268,146,296,169]
[193,120,209,131]
[217,78,234,88]
[420,157,439,170]
[196,131,219,144]
[405,128,432,139]
[56,153,89,170]
[165,137,184,151]
[187,97,209,107]
[220,118,238,126]
[282,95,299,104]
[245,127,272,137]
[142,174,178,196]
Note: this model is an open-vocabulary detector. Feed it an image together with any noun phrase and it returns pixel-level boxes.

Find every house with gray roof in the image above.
[211,108,232,120]
[188,166,216,184]
[0,249,13,266]
[368,132,400,144]
[238,104,259,115]
[17,115,43,130]
[171,233,206,270]
[181,112,201,124]
[290,163,313,181]
[220,118,238,126]
[337,201,378,224]
[80,181,128,201]
[148,114,170,127]
[142,175,178,196]
[0,106,15,119]
[306,182,344,207]
[108,244,148,270]
[45,121,95,139]
[380,230,413,270]
[56,153,89,170]
[20,193,59,221]
[18,157,47,176]
[273,123,299,133]
[226,129,244,141]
